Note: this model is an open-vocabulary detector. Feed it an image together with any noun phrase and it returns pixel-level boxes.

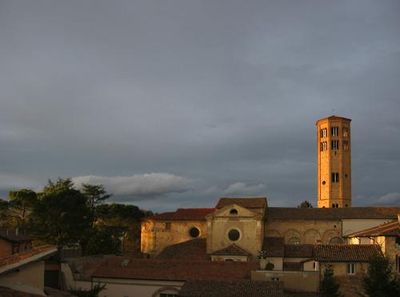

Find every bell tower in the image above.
[316,116,351,208]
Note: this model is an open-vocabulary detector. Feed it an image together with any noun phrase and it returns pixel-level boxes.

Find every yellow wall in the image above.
[0,261,44,293]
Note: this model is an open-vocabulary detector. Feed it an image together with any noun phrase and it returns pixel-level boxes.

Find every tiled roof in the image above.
[149,208,215,221]
[0,229,31,243]
[268,207,400,220]
[314,244,381,262]
[346,220,400,237]
[157,239,209,261]
[211,244,252,257]
[0,245,57,272]
[262,237,284,257]
[93,258,258,281]
[178,280,284,297]
[284,245,314,258]
[216,197,267,209]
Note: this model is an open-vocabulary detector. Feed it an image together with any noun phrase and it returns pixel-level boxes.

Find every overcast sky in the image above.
[1,0,400,211]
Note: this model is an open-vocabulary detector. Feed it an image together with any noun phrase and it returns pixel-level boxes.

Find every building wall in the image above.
[141,219,207,255]
[320,262,368,277]
[206,206,264,255]
[0,261,45,292]
[265,219,342,244]
[342,219,391,236]
[93,278,184,297]
[317,117,351,208]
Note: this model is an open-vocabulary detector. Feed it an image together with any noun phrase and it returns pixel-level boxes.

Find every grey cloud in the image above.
[223,182,266,196]
[72,173,192,199]
[376,193,400,205]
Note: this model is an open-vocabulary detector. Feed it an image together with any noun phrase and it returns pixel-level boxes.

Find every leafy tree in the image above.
[320,265,343,297]
[29,178,91,247]
[81,184,111,227]
[363,253,400,297]
[0,199,10,227]
[8,189,38,229]
[298,200,313,208]
[85,227,121,255]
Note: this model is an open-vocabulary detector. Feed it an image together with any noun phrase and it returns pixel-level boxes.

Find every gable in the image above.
[209,204,262,219]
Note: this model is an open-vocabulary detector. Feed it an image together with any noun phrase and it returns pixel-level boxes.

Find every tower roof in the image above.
[316,115,352,125]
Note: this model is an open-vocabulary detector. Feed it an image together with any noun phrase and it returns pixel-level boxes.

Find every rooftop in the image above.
[211,244,252,257]
[178,280,284,297]
[93,258,258,281]
[267,207,400,220]
[313,244,381,262]
[157,239,208,261]
[215,197,267,209]
[149,208,215,221]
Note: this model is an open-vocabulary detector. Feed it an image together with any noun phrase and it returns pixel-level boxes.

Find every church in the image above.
[140,115,400,269]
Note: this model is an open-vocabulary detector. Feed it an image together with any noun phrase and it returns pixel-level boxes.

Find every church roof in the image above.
[216,197,267,209]
[267,207,400,220]
[179,280,284,297]
[157,239,208,261]
[149,208,215,221]
[284,244,314,258]
[211,244,252,257]
[262,237,284,257]
[346,219,400,237]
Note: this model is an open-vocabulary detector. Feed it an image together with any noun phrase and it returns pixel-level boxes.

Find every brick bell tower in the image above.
[316,116,352,208]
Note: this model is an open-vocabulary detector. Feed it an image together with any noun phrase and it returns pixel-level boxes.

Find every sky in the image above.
[1,0,400,211]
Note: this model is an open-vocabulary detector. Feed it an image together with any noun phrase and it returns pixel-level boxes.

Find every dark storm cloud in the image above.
[1,0,400,210]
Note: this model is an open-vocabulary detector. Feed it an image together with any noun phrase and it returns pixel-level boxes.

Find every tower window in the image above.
[331,172,339,183]
[343,128,349,137]
[331,140,339,150]
[331,127,339,136]
[343,140,349,151]
[320,128,328,138]
[189,227,200,238]
[320,141,328,151]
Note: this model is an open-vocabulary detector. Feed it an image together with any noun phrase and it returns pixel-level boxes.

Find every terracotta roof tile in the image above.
[262,237,284,257]
[157,239,208,261]
[211,244,252,257]
[314,244,381,262]
[216,197,267,209]
[92,258,258,281]
[178,280,284,297]
[149,208,215,221]
[0,229,31,243]
[346,220,400,237]
[268,207,400,220]
[0,245,57,269]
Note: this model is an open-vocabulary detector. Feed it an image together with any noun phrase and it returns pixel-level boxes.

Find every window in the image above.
[331,127,339,136]
[396,255,400,273]
[320,141,328,151]
[343,140,349,151]
[347,263,356,275]
[189,227,200,238]
[288,237,301,245]
[165,222,171,231]
[228,229,240,241]
[331,172,339,183]
[229,209,238,215]
[331,140,339,150]
[343,128,349,137]
[320,128,328,138]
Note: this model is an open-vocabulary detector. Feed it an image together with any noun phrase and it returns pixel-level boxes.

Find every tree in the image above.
[8,189,38,229]
[29,178,91,247]
[363,253,400,297]
[320,265,343,297]
[85,227,121,255]
[81,184,111,227]
[298,200,313,208]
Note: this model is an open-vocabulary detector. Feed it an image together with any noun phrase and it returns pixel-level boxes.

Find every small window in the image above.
[288,237,301,245]
[165,222,171,231]
[228,229,240,241]
[347,263,355,275]
[320,141,328,151]
[189,227,200,238]
[229,209,238,215]
[320,128,328,138]
[396,255,400,273]
[331,140,339,150]
[331,172,339,183]
[343,128,349,137]
[343,140,349,151]
[331,127,339,136]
